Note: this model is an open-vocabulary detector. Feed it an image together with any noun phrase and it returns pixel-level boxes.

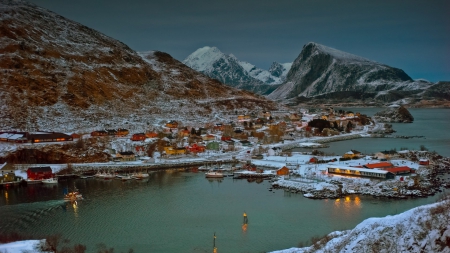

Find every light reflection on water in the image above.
[0,171,447,253]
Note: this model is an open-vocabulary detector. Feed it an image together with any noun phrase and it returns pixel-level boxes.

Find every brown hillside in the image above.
[0,0,279,132]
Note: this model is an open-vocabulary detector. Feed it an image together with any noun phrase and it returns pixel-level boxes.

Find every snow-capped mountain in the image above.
[268,42,440,104]
[183,46,291,95]
[0,0,280,132]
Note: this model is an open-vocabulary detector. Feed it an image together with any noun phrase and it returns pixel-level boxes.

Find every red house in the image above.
[419,159,430,165]
[27,166,52,180]
[221,135,232,141]
[187,143,206,153]
[131,133,146,141]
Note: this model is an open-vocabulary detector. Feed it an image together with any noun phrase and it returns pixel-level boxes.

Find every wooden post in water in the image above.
[213,232,217,253]
[243,212,248,224]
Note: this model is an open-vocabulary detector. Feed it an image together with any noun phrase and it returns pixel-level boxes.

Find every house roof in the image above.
[384,166,412,173]
[119,151,135,156]
[27,133,72,139]
[364,162,394,169]
[27,166,52,172]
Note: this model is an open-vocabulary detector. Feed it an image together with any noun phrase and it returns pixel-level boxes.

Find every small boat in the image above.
[205,170,224,178]
[120,175,133,181]
[132,172,149,180]
[42,178,58,184]
[64,190,83,202]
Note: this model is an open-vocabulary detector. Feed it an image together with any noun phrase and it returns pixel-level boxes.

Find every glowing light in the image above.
[345,196,350,202]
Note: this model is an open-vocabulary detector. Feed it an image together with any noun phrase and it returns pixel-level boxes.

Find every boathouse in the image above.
[327,166,395,179]
[27,166,53,180]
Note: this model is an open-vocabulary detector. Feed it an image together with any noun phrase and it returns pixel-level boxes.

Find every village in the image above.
[0,108,449,200]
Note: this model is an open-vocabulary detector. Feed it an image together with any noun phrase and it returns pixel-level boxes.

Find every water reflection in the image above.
[334,196,362,211]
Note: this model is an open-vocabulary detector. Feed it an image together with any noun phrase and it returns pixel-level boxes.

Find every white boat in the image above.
[25,179,43,184]
[205,170,224,178]
[95,172,115,180]
[42,178,58,184]
[132,172,149,180]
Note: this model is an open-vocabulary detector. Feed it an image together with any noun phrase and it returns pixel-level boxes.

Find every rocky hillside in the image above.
[268,42,444,106]
[374,105,414,123]
[183,46,291,95]
[0,0,280,133]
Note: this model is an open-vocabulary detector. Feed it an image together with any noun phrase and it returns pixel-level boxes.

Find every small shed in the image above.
[419,159,429,165]
[27,166,52,180]
[277,166,290,175]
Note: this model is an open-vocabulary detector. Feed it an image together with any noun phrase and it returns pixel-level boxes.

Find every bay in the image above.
[0,171,448,253]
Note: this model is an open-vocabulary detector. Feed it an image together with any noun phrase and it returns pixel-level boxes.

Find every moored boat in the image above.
[132,172,149,180]
[42,178,58,184]
[205,170,224,178]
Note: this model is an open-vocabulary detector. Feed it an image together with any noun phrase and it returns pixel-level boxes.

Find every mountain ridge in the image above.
[183,46,291,95]
[268,42,447,106]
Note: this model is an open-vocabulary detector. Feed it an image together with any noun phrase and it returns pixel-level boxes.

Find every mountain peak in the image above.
[183,46,292,95]
[183,46,225,71]
[303,42,373,63]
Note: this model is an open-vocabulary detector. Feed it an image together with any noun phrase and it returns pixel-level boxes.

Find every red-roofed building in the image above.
[384,166,412,175]
[419,159,430,165]
[364,162,394,169]
[187,143,206,153]
[131,133,146,141]
[276,166,290,175]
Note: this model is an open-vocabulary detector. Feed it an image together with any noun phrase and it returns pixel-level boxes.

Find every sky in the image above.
[26,0,450,82]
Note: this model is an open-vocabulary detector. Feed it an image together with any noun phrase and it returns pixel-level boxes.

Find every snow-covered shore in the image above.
[270,196,450,253]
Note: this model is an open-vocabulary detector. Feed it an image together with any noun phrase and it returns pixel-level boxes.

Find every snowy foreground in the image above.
[271,197,450,253]
[0,240,43,253]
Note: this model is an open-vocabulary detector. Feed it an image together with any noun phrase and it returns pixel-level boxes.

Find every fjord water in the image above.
[1,171,448,253]
[0,108,448,252]
[296,108,450,157]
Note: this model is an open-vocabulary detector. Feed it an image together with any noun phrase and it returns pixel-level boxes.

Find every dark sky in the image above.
[27,0,449,82]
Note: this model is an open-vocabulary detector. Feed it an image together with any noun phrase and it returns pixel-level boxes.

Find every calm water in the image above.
[0,108,449,252]
[294,108,450,157]
[0,171,448,253]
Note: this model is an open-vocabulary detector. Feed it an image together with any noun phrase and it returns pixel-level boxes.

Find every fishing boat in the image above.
[205,170,224,178]
[42,178,58,184]
[64,189,83,202]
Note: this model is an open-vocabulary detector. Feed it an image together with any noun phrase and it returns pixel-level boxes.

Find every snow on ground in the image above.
[0,240,42,253]
[270,197,450,253]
